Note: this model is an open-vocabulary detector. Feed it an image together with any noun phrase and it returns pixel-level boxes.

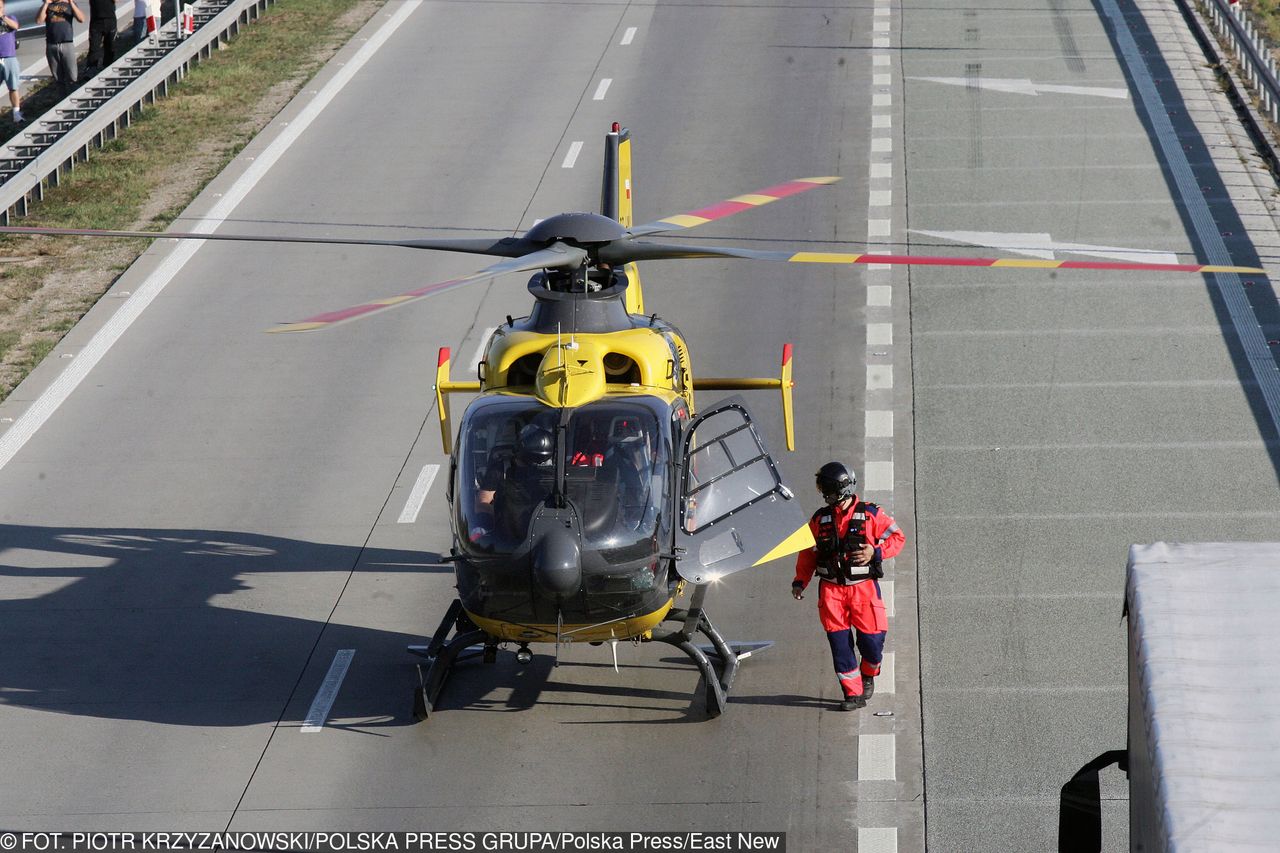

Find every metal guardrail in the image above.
[1201,0,1280,124]
[0,0,277,224]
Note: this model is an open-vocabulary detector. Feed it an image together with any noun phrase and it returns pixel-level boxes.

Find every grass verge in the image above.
[0,0,383,401]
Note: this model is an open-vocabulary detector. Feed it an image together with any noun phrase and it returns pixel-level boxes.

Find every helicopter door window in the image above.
[682,408,780,533]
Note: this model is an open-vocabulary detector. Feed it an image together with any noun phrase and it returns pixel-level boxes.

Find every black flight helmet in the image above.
[517,424,555,467]
[815,461,857,505]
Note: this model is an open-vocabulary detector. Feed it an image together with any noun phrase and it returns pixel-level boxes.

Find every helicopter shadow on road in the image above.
[0,523,453,730]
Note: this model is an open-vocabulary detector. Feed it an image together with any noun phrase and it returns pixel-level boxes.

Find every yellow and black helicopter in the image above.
[0,123,1263,720]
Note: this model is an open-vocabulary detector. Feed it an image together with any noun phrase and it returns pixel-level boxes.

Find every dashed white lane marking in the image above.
[621,26,637,45]
[870,162,892,179]
[868,263,891,271]
[868,285,893,307]
[868,219,892,237]
[562,141,584,169]
[869,190,893,207]
[301,649,355,732]
[874,36,890,48]
[873,114,892,128]
[397,464,440,524]
[873,92,892,107]
[866,410,893,437]
[466,326,497,374]
[874,73,892,86]
[874,54,891,66]
[858,734,896,780]
[858,828,898,853]
[871,137,893,153]
[880,580,895,617]
[865,460,894,491]
[874,19,891,32]
[867,323,893,346]
[0,0,427,476]
[879,651,895,694]
[874,6,891,14]
[593,78,612,100]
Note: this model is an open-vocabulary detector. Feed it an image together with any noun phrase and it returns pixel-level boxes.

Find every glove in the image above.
[791,581,804,600]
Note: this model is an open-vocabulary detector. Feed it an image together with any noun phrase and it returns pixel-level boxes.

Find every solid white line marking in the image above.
[869,190,892,207]
[621,26,637,45]
[872,114,892,128]
[874,19,890,32]
[873,93,892,107]
[874,6,891,15]
[880,580,895,617]
[397,464,440,524]
[874,54,891,66]
[0,0,427,475]
[562,141,584,169]
[870,162,892,179]
[301,649,355,732]
[865,460,893,491]
[858,734,896,780]
[871,137,893,153]
[858,828,898,853]
[868,219,892,237]
[867,285,892,307]
[867,323,893,345]
[874,73,892,86]
[593,78,613,100]
[879,652,895,694]
[874,37,890,48]
[866,410,894,437]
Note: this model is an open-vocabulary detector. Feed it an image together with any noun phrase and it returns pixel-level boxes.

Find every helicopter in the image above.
[0,123,1264,721]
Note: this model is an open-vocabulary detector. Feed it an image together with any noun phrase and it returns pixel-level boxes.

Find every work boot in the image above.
[839,695,867,711]
[862,675,875,700]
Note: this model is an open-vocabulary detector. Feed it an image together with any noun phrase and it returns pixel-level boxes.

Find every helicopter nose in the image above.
[533,527,582,598]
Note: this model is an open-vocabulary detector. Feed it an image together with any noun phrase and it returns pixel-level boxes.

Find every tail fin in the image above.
[601,123,645,314]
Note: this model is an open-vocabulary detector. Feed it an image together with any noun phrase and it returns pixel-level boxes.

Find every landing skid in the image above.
[651,602,773,719]
[408,595,772,721]
[408,599,487,721]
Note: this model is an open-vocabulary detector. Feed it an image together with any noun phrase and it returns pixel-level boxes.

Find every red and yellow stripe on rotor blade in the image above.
[648,177,840,233]
[783,252,1265,274]
[269,275,478,333]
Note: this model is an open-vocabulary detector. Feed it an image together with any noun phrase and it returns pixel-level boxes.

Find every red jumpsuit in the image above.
[794,496,905,699]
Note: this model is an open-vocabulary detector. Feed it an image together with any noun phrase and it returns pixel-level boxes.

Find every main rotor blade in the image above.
[599,241,1265,274]
[627,177,840,238]
[0,225,534,257]
[270,243,589,332]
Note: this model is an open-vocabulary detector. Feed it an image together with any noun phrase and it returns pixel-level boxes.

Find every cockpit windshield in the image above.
[455,397,669,556]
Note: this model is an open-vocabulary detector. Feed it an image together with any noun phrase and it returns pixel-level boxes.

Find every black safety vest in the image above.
[813,502,880,583]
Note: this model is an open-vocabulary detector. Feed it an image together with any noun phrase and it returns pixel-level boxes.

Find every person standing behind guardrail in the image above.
[0,0,22,124]
[86,0,117,72]
[36,0,84,98]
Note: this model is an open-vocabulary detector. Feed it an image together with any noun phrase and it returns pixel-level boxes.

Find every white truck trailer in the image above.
[1127,542,1280,851]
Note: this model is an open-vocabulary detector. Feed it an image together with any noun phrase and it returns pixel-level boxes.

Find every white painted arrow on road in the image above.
[912,230,1179,265]
[910,77,1129,99]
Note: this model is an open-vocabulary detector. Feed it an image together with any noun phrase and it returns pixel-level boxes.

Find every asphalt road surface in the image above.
[1,0,1277,851]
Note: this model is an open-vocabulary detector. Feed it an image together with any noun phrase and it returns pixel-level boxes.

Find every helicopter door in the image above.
[675,397,810,583]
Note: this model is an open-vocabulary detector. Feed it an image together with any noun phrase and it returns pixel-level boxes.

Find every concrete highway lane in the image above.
[903,0,1280,850]
[0,0,923,848]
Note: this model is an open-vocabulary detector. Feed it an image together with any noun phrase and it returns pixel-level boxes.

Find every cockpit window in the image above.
[564,404,666,550]
[455,397,668,557]
[456,399,558,554]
